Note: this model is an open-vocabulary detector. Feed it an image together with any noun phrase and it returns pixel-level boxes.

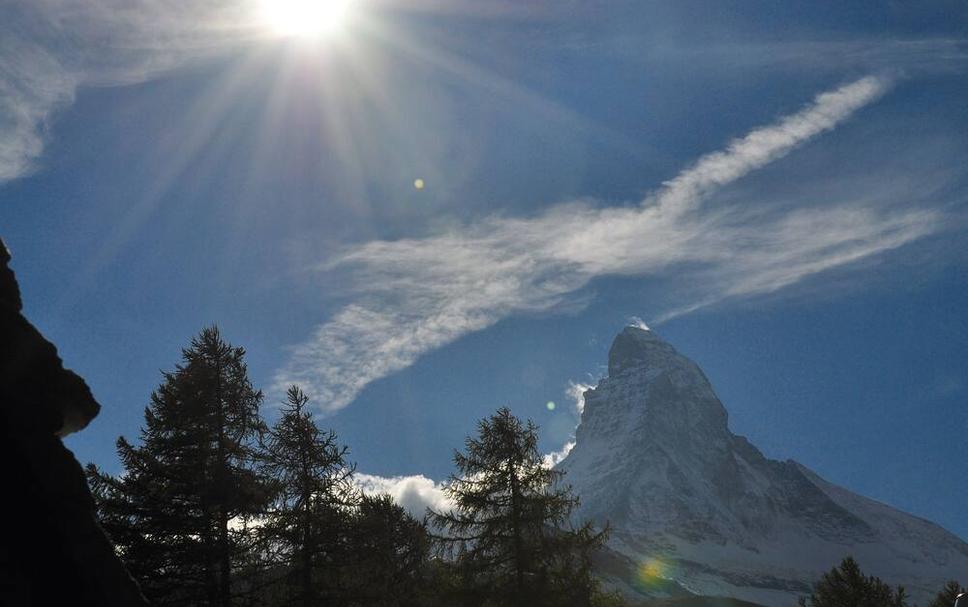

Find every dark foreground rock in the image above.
[0,238,147,606]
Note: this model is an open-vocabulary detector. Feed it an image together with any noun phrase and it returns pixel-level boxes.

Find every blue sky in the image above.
[2,1,967,535]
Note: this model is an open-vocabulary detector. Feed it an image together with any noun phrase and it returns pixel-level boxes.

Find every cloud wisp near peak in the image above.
[274,75,940,413]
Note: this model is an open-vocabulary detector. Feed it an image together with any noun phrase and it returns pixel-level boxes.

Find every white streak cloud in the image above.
[276,75,940,412]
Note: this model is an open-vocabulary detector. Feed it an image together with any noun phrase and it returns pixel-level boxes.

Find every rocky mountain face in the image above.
[560,326,968,607]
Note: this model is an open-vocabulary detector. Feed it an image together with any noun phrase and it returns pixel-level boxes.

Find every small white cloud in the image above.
[542,380,593,468]
[566,381,592,417]
[543,440,575,469]
[355,473,453,518]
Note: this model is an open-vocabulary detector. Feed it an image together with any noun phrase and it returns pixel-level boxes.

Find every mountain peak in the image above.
[607,325,678,377]
[563,329,968,607]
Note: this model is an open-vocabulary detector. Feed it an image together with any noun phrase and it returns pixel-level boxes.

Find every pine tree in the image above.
[258,385,356,606]
[89,327,269,607]
[929,581,966,607]
[429,407,607,607]
[348,493,431,606]
[799,557,907,607]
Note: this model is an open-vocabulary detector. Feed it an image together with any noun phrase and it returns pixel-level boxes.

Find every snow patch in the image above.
[628,316,651,331]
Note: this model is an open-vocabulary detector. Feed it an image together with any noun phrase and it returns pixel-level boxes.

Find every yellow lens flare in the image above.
[640,559,663,579]
[413,178,425,190]
[260,0,353,38]
[637,557,675,590]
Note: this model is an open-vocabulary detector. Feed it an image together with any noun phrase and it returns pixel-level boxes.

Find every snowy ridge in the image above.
[559,326,968,607]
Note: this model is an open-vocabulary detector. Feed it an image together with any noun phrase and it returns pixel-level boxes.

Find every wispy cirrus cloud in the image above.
[0,1,259,183]
[619,37,968,79]
[275,75,942,412]
[0,35,78,183]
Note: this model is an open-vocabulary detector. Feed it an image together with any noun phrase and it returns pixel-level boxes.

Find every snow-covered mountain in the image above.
[559,326,968,607]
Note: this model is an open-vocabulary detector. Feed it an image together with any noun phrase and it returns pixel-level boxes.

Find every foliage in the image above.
[88,328,622,607]
[929,581,966,607]
[348,493,432,606]
[428,406,608,607]
[88,327,269,607]
[798,557,907,607]
[257,384,357,605]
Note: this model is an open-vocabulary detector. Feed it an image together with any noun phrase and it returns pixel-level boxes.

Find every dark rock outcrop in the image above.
[0,238,147,606]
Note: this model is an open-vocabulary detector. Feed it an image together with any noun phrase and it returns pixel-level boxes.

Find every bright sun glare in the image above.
[260,0,353,38]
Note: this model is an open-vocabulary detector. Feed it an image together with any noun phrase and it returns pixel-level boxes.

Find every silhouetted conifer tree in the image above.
[929,581,967,607]
[348,493,431,606]
[89,327,269,607]
[429,407,607,607]
[258,385,356,606]
[799,557,907,607]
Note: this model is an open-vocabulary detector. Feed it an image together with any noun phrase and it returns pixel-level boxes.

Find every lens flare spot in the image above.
[641,560,663,578]
[414,178,425,190]
[636,557,674,591]
[546,401,556,411]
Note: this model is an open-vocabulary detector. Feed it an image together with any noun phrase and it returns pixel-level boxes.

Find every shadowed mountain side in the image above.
[592,541,696,600]
[644,597,768,607]
[591,542,769,607]
[562,326,968,607]
[0,238,147,606]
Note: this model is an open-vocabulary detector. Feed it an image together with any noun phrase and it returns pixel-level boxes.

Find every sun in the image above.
[259,0,353,39]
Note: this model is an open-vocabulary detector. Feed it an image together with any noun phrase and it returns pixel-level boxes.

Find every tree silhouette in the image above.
[799,557,907,607]
[429,407,607,607]
[348,493,431,606]
[929,581,966,607]
[258,385,356,606]
[89,327,269,607]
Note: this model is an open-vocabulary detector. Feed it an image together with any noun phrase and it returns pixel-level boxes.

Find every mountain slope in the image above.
[559,326,968,607]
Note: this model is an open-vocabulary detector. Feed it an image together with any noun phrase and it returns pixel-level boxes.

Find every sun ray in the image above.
[59,47,278,309]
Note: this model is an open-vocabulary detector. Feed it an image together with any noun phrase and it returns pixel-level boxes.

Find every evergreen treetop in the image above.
[799,557,907,607]
[258,384,357,606]
[429,406,606,607]
[89,326,268,607]
[929,581,967,607]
